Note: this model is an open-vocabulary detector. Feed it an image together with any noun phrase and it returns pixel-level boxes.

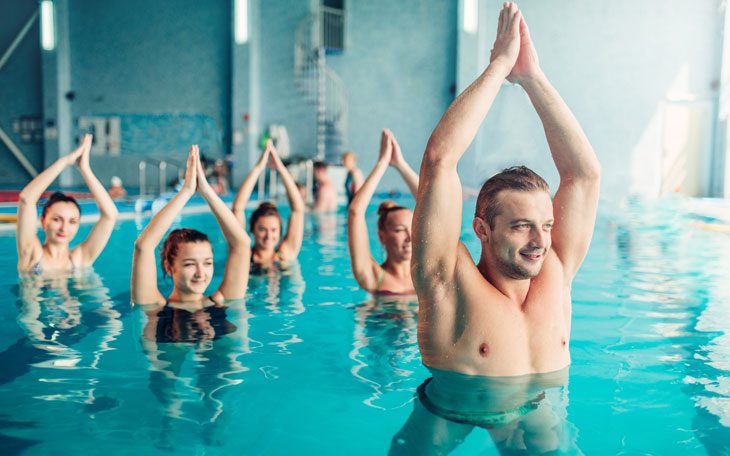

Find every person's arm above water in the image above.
[351,168,364,196]
[389,133,419,197]
[347,129,393,292]
[511,14,601,279]
[16,135,88,271]
[131,147,198,305]
[231,146,270,226]
[74,135,119,266]
[269,141,305,260]
[194,146,251,302]
[413,3,521,288]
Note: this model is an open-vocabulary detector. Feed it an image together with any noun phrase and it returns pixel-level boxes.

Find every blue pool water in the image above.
[0,196,729,455]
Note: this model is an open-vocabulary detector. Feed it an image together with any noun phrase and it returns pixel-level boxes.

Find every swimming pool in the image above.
[0,196,728,455]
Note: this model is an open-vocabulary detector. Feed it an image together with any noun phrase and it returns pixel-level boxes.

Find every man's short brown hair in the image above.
[475,166,549,229]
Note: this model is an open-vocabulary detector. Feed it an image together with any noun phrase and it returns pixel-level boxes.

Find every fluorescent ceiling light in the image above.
[41,0,55,51]
[235,0,248,44]
[463,0,478,34]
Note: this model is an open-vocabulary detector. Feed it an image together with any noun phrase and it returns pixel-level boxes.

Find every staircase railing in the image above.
[294,10,348,162]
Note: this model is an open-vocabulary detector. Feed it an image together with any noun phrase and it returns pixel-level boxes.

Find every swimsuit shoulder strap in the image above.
[376,267,385,290]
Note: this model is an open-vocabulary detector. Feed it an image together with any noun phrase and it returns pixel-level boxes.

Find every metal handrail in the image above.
[321,6,344,51]
[138,158,184,196]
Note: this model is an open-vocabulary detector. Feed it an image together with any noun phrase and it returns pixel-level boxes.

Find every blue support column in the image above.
[41,0,74,187]
[41,0,73,187]
[231,0,260,187]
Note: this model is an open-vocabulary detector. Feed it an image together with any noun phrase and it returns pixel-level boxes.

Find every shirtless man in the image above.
[313,161,337,212]
[391,3,600,453]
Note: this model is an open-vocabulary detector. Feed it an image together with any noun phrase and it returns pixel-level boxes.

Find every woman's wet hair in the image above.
[160,228,210,278]
[249,201,282,232]
[41,192,81,218]
[377,200,408,232]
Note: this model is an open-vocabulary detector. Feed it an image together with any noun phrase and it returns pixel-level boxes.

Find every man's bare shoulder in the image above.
[533,249,570,287]
[453,246,505,300]
[417,242,496,301]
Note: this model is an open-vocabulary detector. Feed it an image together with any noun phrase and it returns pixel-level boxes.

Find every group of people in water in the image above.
[15,4,599,453]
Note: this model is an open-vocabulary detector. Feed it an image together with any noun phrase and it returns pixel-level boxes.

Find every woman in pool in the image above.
[232,139,305,267]
[131,145,249,306]
[348,129,419,295]
[16,134,118,274]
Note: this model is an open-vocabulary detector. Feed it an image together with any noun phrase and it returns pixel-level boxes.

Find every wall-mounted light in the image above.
[41,0,55,51]
[235,0,248,44]
[463,0,478,34]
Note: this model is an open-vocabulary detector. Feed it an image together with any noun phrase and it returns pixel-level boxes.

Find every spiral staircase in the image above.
[293,7,348,162]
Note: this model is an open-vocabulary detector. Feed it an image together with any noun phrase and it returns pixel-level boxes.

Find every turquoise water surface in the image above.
[0,196,729,455]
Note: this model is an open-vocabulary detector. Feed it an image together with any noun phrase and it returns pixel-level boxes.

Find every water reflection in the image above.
[591,199,730,453]
[0,415,40,455]
[389,367,581,455]
[248,262,306,357]
[349,295,420,410]
[8,270,124,411]
[138,298,250,449]
[684,214,730,453]
[249,261,306,316]
[312,211,339,247]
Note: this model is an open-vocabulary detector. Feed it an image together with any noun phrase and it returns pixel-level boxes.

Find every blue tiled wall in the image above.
[0,0,724,199]
[258,0,317,159]
[328,0,457,192]
[68,0,231,157]
[0,1,43,186]
[256,0,457,192]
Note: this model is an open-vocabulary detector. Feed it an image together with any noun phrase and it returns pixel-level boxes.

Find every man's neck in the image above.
[477,256,531,305]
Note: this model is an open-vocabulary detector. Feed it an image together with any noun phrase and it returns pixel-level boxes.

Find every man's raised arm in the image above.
[510,15,601,278]
[412,3,523,288]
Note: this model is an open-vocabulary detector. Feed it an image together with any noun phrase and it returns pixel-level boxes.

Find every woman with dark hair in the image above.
[232,139,305,266]
[16,134,118,274]
[131,145,249,306]
[348,129,419,295]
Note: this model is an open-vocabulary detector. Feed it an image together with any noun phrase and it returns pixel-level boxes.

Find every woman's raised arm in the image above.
[16,134,88,271]
[347,130,393,292]
[231,146,270,226]
[269,141,305,260]
[131,147,198,305]
[389,134,419,197]
[75,135,119,266]
[194,145,251,302]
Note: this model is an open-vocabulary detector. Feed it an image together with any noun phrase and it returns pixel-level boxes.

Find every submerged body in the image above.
[390,366,579,455]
